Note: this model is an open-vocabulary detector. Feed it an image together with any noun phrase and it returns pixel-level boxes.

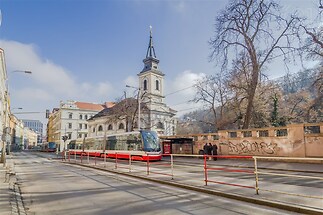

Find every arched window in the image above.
[85,115,88,119]
[143,80,148,90]
[98,125,103,131]
[79,114,83,120]
[118,123,125,130]
[156,80,159,90]
[108,124,113,130]
[69,113,73,119]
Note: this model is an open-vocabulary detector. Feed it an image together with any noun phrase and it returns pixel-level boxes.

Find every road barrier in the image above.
[65,151,323,201]
[203,155,255,192]
[253,156,323,199]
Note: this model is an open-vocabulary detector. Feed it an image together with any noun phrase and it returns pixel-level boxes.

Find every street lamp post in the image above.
[126,85,141,130]
[1,70,32,166]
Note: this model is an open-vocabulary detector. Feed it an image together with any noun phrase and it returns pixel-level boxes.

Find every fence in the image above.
[65,151,323,204]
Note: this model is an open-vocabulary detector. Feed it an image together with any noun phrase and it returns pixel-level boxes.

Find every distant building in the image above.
[88,28,177,137]
[47,100,113,152]
[22,119,43,144]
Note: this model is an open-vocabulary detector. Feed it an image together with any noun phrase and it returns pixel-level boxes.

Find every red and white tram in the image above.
[68,130,162,161]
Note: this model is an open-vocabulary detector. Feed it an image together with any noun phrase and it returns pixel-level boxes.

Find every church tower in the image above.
[138,26,165,104]
[137,27,176,135]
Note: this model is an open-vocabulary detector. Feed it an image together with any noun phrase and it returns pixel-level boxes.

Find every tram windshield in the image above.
[141,130,161,152]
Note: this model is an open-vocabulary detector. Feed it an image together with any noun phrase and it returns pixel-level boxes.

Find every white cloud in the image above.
[0,39,120,126]
[124,75,138,87]
[166,70,205,116]
[169,0,187,13]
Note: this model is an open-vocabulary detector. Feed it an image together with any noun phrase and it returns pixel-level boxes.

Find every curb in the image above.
[64,161,323,215]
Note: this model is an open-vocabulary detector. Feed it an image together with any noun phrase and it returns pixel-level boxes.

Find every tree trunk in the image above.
[243,65,259,129]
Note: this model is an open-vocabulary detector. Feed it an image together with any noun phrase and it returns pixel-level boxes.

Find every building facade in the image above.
[47,100,112,152]
[22,119,43,144]
[88,29,177,137]
[0,49,9,161]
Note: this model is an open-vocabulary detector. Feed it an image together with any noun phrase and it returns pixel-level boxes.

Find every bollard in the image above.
[147,155,150,175]
[87,152,89,164]
[254,157,259,195]
[129,154,132,172]
[68,151,70,162]
[95,155,97,166]
[115,152,118,169]
[171,154,174,180]
[104,152,106,168]
[74,152,76,162]
[204,155,208,186]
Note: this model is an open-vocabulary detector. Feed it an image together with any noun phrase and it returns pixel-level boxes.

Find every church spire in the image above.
[146,26,157,59]
[141,26,160,73]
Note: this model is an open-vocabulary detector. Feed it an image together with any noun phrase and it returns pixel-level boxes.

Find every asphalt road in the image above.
[11,151,300,215]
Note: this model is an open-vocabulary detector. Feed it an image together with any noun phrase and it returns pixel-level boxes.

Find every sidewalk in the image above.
[0,156,12,215]
[0,164,11,215]
[0,155,23,215]
[70,155,323,214]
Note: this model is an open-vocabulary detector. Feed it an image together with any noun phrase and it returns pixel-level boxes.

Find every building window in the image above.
[156,122,163,129]
[228,132,237,138]
[93,127,95,132]
[68,123,72,129]
[212,135,219,140]
[143,80,147,90]
[69,113,73,119]
[304,126,320,134]
[79,114,83,120]
[84,134,87,138]
[85,124,87,129]
[258,130,269,137]
[78,133,82,138]
[118,123,124,130]
[85,115,88,120]
[275,129,288,137]
[68,133,72,139]
[242,131,252,137]
[108,124,113,130]
[98,125,103,131]
[79,124,82,129]
[156,80,159,90]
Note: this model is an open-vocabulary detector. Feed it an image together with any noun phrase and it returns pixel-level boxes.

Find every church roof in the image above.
[88,98,148,121]
[75,101,110,111]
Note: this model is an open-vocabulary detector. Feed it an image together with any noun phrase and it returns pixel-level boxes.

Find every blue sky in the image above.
[0,0,321,126]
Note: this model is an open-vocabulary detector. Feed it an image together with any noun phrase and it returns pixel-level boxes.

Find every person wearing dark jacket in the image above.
[203,143,208,155]
[212,144,218,160]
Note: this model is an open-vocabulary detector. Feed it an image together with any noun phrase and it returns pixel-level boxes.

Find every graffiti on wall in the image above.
[228,140,277,155]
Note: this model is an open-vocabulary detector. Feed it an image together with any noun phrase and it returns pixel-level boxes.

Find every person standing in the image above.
[208,143,213,160]
[203,143,208,155]
[212,144,218,160]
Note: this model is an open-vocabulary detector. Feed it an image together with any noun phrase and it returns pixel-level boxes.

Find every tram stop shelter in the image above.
[160,137,193,155]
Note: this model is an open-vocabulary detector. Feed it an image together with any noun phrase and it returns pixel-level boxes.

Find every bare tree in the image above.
[210,0,300,128]
[192,73,229,130]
